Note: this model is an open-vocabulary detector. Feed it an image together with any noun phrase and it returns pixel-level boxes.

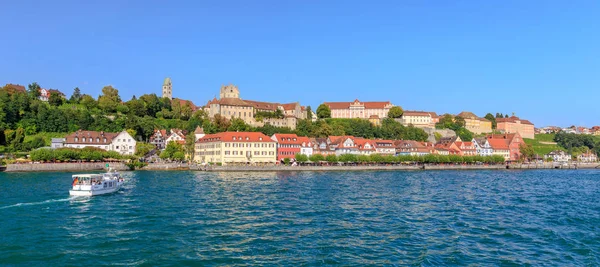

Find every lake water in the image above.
[0,170,599,266]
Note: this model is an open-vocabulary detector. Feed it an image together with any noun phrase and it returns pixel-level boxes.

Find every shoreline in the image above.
[3,162,599,173]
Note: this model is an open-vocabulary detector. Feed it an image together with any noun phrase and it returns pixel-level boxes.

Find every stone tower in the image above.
[162,77,172,99]
[219,84,240,99]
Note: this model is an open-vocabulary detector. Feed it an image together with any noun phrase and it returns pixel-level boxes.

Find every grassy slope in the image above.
[524,133,562,155]
[24,132,70,146]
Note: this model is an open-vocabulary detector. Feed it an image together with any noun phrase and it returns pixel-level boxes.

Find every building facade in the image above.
[64,130,136,155]
[396,111,436,128]
[194,132,277,165]
[149,129,168,150]
[271,133,303,162]
[457,111,492,134]
[486,133,524,161]
[496,116,535,139]
[204,84,307,130]
[323,99,394,119]
[545,151,571,162]
[472,138,493,157]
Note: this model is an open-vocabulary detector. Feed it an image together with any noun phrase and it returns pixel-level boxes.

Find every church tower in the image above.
[162,77,172,99]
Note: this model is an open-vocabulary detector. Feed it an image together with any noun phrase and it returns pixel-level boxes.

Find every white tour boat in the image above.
[69,169,124,196]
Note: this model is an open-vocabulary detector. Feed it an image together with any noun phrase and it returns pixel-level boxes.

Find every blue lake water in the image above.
[0,170,599,266]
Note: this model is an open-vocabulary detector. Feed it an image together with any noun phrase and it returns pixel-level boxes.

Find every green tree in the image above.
[305,106,313,120]
[70,87,82,103]
[295,153,308,163]
[172,151,185,161]
[387,106,404,118]
[98,85,121,113]
[283,158,291,165]
[484,113,497,129]
[48,91,64,106]
[135,142,155,157]
[338,153,357,163]
[28,82,41,100]
[316,104,331,119]
[161,141,185,161]
[80,94,98,110]
[126,98,147,117]
[309,154,325,162]
[519,143,535,161]
[325,154,338,163]
[185,134,196,161]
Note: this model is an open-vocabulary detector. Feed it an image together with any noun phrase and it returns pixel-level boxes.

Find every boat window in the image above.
[104,183,107,188]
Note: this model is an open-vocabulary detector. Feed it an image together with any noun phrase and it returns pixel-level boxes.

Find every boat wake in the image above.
[0,196,80,210]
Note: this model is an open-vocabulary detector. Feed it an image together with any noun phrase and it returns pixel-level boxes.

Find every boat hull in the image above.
[69,185,121,196]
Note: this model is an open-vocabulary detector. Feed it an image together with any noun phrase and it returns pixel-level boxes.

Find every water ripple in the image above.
[1,170,599,265]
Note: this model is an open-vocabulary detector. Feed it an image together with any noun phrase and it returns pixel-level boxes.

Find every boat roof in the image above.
[72,174,103,178]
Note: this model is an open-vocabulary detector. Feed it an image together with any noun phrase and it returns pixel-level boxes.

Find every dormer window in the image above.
[75,137,78,142]
[233,137,236,140]
[82,137,86,142]
[103,138,107,143]
[246,137,249,140]
[259,137,263,141]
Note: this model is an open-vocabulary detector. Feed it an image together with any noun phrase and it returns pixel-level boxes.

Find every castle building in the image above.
[162,77,172,99]
[323,99,394,119]
[203,84,308,130]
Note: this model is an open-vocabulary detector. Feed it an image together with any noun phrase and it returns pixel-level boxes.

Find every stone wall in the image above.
[6,162,127,172]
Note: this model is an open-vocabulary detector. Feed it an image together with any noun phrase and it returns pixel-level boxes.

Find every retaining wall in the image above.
[6,162,127,172]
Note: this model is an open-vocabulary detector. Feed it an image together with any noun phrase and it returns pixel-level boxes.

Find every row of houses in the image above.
[544,150,598,163]
[191,131,531,165]
[537,126,600,135]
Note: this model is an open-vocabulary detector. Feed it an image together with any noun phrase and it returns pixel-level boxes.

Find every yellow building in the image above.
[203,84,307,130]
[397,111,435,128]
[457,111,492,134]
[194,132,277,165]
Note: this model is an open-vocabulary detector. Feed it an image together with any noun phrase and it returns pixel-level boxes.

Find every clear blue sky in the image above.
[2,0,599,127]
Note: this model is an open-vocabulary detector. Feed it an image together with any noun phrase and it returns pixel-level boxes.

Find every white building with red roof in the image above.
[64,130,136,155]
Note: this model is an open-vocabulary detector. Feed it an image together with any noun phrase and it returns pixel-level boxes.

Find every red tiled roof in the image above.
[297,136,311,147]
[272,133,302,145]
[324,100,392,110]
[496,116,534,125]
[281,103,298,111]
[403,110,432,116]
[243,100,280,111]
[65,130,119,145]
[3,83,26,93]
[173,98,197,111]
[355,139,376,151]
[488,139,509,150]
[197,132,275,143]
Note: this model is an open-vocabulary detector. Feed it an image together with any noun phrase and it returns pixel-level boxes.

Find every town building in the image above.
[373,140,395,155]
[194,132,277,165]
[3,83,26,94]
[435,142,461,155]
[577,152,597,162]
[456,111,492,134]
[545,151,571,162]
[395,140,435,156]
[64,130,136,155]
[396,111,436,128]
[271,133,303,162]
[486,133,524,161]
[299,137,313,157]
[455,141,477,156]
[204,84,308,130]
[329,136,359,155]
[472,138,493,157]
[162,77,172,99]
[194,126,205,141]
[51,138,65,149]
[354,138,376,155]
[496,115,535,139]
[323,99,394,119]
[311,138,335,155]
[149,129,168,150]
[165,129,186,144]
[39,88,65,102]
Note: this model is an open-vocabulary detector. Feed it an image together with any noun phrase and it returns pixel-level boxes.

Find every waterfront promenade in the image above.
[4,162,599,172]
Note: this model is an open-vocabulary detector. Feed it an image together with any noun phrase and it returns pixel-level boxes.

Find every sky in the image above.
[1,0,599,127]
